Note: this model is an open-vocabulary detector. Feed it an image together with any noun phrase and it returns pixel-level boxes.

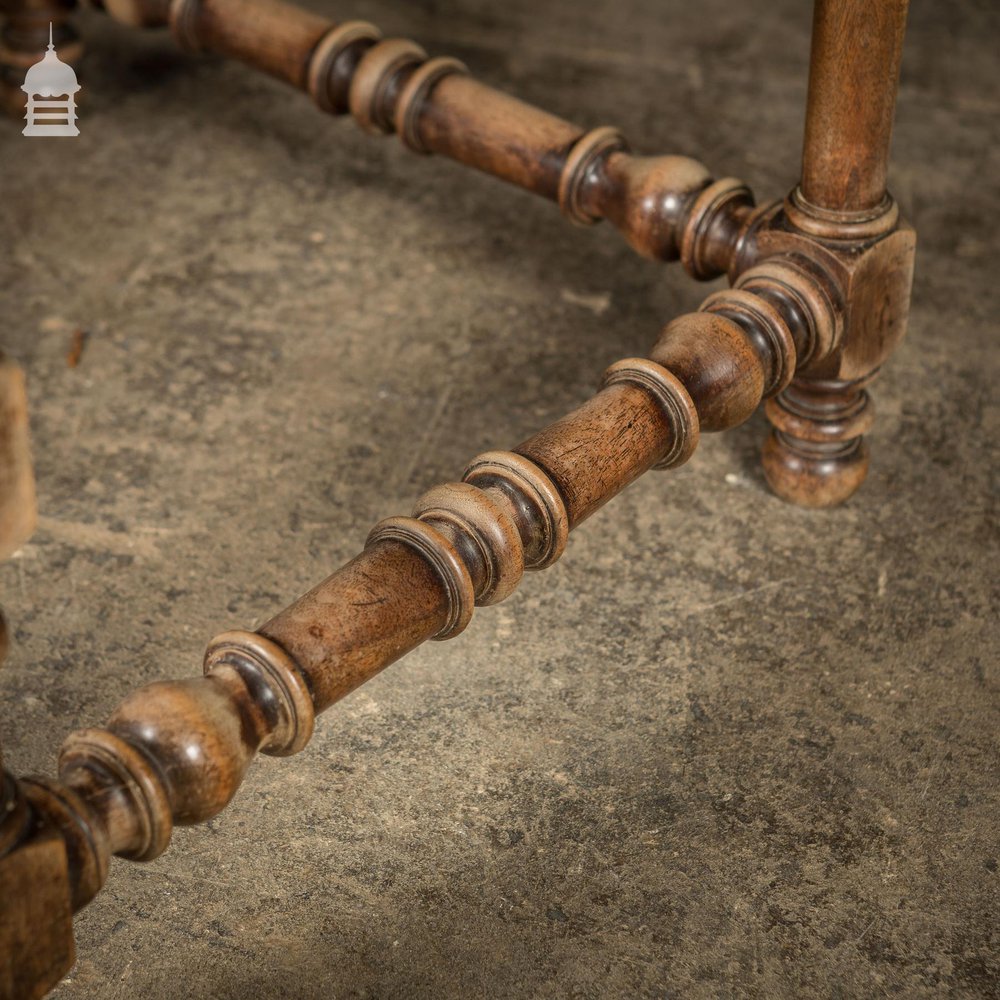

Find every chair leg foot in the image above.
[761,376,875,508]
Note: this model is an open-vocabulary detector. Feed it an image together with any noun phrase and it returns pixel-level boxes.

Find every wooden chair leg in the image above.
[0,0,918,993]
[762,0,912,506]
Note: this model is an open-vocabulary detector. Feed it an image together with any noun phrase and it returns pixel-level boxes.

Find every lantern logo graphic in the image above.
[22,24,80,137]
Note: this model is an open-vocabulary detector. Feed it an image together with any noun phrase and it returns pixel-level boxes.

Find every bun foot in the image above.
[761,377,874,508]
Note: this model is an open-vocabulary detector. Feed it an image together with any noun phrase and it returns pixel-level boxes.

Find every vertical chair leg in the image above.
[762,0,912,507]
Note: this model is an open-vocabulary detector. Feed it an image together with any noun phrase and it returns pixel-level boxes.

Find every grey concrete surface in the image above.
[0,1,997,997]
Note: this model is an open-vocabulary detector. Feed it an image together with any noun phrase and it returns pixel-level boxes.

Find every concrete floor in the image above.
[1,0,997,997]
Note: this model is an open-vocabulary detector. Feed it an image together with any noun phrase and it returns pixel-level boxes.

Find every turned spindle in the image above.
[260,357,701,710]
[100,0,760,278]
[0,0,923,990]
[170,0,331,88]
[0,271,809,997]
[331,27,757,276]
[56,632,314,864]
[30,0,918,509]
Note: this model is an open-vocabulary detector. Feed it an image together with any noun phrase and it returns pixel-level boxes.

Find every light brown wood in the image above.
[0,276,804,992]
[0,355,35,561]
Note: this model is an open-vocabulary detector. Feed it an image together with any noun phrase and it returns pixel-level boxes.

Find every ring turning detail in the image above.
[0,0,915,995]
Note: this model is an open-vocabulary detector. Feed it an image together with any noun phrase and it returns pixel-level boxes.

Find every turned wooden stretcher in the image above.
[0,0,914,995]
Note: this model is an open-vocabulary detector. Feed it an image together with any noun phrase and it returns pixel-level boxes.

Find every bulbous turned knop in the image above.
[107,676,259,825]
[599,153,713,261]
[651,312,767,432]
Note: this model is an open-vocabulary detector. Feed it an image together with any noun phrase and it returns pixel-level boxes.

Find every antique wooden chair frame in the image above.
[0,0,914,995]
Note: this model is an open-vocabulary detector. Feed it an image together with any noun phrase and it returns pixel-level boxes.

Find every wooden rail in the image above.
[0,1,914,995]
[96,0,759,275]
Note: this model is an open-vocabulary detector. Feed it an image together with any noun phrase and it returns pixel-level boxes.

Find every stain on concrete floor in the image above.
[0,0,997,997]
